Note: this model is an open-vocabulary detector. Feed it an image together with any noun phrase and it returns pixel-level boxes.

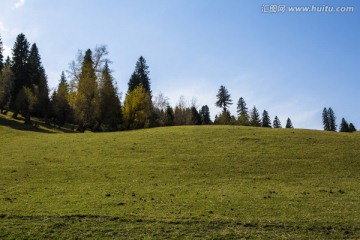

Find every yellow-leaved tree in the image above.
[123,84,151,129]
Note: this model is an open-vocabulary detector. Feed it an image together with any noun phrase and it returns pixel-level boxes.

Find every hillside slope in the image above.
[1,121,360,239]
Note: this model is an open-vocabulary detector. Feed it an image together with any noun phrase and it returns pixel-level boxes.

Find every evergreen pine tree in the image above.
[322,107,330,131]
[11,33,30,116]
[286,118,294,128]
[191,106,201,125]
[5,56,11,66]
[349,123,357,132]
[164,105,174,126]
[74,49,99,132]
[199,105,211,125]
[0,34,4,71]
[237,97,249,126]
[273,116,282,128]
[128,56,151,95]
[215,85,232,113]
[28,43,42,86]
[261,110,271,128]
[98,62,122,131]
[339,118,349,132]
[51,72,70,126]
[28,43,50,119]
[328,107,336,131]
[249,106,261,127]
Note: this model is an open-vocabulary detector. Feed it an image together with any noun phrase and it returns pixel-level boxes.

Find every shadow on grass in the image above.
[0,115,76,134]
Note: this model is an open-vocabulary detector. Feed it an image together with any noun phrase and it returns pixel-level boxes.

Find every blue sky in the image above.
[0,0,359,129]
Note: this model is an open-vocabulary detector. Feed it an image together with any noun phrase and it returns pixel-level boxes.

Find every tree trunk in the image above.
[24,113,32,125]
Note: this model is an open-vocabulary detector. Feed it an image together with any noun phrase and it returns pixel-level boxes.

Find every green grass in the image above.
[1,116,360,239]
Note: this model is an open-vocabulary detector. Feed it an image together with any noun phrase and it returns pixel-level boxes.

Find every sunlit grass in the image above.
[1,118,360,239]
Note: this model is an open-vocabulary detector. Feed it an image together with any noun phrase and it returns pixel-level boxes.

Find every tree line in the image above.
[322,107,357,133]
[0,33,213,132]
[0,33,357,133]
[213,85,294,128]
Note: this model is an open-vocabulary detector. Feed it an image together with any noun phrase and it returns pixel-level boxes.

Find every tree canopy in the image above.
[215,85,232,113]
[128,56,151,95]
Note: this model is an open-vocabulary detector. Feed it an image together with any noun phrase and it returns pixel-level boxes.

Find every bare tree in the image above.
[153,92,169,112]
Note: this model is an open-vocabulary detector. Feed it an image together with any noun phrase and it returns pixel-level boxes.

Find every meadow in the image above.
[0,116,360,239]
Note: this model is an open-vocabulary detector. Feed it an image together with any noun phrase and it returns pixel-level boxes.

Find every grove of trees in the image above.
[213,85,295,129]
[0,33,357,133]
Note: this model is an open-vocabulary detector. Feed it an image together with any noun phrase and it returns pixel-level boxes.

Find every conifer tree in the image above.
[199,105,211,125]
[322,107,330,131]
[261,110,271,128]
[237,97,249,126]
[286,118,294,128]
[164,105,174,126]
[339,118,349,132]
[98,62,122,131]
[349,123,357,132]
[191,106,201,125]
[215,85,232,113]
[273,116,282,128]
[249,106,261,127]
[128,56,151,95]
[74,49,99,132]
[5,56,11,66]
[0,34,4,71]
[28,43,50,119]
[51,72,70,126]
[28,44,42,86]
[11,33,30,116]
[328,107,336,131]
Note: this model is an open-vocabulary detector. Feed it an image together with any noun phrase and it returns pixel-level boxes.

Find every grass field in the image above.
[1,116,360,239]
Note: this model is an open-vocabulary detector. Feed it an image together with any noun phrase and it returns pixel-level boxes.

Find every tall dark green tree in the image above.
[349,123,357,132]
[261,110,271,128]
[164,105,175,126]
[51,72,70,126]
[74,49,99,132]
[215,85,232,113]
[273,116,282,128]
[128,56,151,95]
[322,107,330,131]
[328,107,336,131]
[199,105,211,125]
[98,62,122,131]
[11,33,30,116]
[339,118,349,132]
[5,56,11,66]
[28,43,50,119]
[28,44,42,86]
[286,118,294,128]
[237,97,249,126]
[191,106,201,125]
[249,106,261,127]
[0,34,4,71]
[323,107,336,131]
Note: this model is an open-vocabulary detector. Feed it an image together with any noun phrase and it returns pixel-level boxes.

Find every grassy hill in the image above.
[1,116,360,239]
